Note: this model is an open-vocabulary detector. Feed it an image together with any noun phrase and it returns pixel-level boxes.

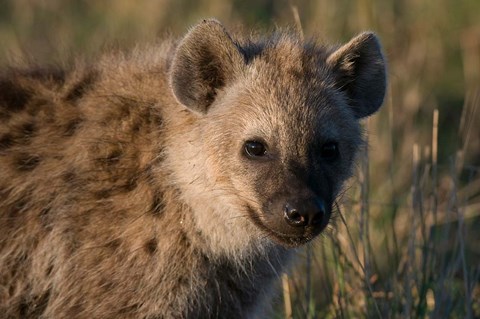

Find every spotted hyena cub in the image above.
[0,19,386,318]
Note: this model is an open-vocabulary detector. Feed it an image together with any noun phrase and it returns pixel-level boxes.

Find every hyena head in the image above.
[169,20,386,252]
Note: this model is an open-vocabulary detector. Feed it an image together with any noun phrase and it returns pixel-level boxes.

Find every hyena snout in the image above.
[263,195,330,246]
[283,198,326,228]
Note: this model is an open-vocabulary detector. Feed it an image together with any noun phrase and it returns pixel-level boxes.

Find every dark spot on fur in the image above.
[62,169,87,191]
[46,264,54,276]
[131,121,142,133]
[139,106,161,128]
[123,176,138,192]
[176,274,189,287]
[143,165,160,186]
[65,70,98,102]
[0,133,14,151]
[64,118,83,136]
[151,112,163,127]
[8,285,15,297]
[94,188,112,199]
[287,67,304,80]
[0,79,32,112]
[106,238,121,251]
[26,98,52,118]
[99,278,116,292]
[9,198,29,218]
[204,90,216,106]
[145,238,157,255]
[16,153,41,171]
[39,206,50,216]
[22,122,36,136]
[33,290,51,316]
[62,170,77,183]
[94,176,137,199]
[18,300,28,317]
[96,148,123,165]
[117,100,132,119]
[17,122,37,144]
[18,290,50,317]
[150,192,165,217]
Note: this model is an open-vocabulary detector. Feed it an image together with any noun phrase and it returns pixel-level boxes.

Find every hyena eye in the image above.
[244,141,267,158]
[320,142,339,161]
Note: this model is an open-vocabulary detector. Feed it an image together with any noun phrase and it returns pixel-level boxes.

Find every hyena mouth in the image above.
[245,205,327,248]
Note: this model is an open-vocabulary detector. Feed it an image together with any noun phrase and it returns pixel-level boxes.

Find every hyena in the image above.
[0,19,386,318]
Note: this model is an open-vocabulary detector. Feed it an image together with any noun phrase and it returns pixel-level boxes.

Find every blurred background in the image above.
[1,0,479,317]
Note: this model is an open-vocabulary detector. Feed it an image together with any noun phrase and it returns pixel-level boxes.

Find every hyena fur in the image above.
[0,19,386,318]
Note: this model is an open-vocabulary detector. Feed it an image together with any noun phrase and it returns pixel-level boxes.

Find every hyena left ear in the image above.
[326,32,387,119]
[170,19,245,114]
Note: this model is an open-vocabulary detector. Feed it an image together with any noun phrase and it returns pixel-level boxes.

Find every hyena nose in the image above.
[284,199,325,227]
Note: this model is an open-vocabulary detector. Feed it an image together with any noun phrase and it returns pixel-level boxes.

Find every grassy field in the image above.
[1,0,479,318]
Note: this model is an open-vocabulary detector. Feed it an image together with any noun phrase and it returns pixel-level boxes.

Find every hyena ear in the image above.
[170,19,245,114]
[326,32,387,119]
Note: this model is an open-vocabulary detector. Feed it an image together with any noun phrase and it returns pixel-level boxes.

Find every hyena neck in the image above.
[156,186,292,317]
[185,246,291,318]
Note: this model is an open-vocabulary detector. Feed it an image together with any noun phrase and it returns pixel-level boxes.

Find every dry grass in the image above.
[1,0,479,318]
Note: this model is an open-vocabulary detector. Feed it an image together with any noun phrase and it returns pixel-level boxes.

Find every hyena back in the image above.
[0,20,386,318]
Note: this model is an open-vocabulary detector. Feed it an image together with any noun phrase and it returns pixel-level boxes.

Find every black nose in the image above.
[283,199,325,227]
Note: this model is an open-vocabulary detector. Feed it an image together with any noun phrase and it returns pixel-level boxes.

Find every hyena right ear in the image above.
[326,32,387,119]
[170,19,245,114]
